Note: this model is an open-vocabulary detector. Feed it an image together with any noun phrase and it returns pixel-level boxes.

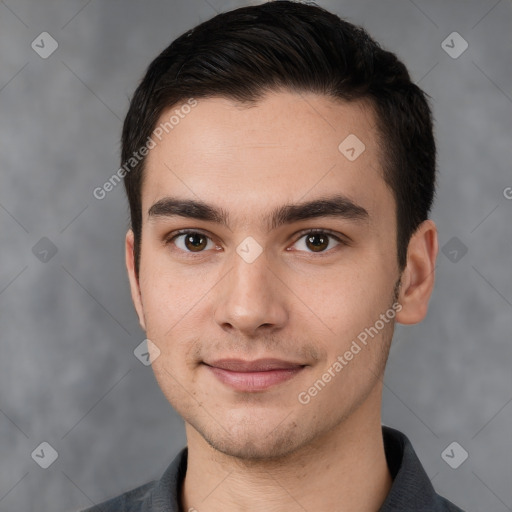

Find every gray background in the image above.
[1,0,511,511]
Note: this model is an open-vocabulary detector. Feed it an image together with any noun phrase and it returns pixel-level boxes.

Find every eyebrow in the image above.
[147,194,369,231]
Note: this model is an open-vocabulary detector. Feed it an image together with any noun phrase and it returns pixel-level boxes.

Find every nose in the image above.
[213,246,288,336]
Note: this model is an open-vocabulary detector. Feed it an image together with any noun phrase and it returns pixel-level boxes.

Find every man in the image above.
[82,1,465,510]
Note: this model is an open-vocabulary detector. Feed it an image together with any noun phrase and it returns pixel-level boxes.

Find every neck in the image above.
[181,391,392,512]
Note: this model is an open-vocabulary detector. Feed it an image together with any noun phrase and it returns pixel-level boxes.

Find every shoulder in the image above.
[74,446,188,512]
[381,426,466,511]
[77,479,156,512]
[436,495,466,512]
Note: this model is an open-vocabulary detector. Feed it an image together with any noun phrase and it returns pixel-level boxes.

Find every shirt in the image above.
[79,426,465,511]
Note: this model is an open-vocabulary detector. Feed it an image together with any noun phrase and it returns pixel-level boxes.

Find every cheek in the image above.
[307,263,397,372]
[138,254,202,328]
[304,265,381,337]
[137,255,211,363]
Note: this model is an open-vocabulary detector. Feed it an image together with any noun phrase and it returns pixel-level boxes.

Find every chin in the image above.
[203,428,301,461]
[189,408,323,462]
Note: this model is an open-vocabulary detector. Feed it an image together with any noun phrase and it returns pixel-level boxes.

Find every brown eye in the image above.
[184,233,208,252]
[169,231,215,253]
[305,233,329,252]
[291,230,342,254]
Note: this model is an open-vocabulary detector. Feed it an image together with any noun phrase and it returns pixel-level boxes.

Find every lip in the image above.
[204,358,306,392]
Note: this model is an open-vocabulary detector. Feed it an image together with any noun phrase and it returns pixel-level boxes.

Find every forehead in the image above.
[141,91,393,227]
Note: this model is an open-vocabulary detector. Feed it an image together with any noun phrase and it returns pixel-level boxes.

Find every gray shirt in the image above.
[79,426,465,511]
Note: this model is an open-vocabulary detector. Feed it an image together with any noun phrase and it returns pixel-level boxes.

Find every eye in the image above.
[291,230,343,253]
[167,231,216,253]
[165,229,346,255]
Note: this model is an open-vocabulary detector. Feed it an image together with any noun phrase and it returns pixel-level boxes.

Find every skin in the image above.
[125,91,438,512]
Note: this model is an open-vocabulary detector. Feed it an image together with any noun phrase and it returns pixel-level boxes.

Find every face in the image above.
[126,91,422,460]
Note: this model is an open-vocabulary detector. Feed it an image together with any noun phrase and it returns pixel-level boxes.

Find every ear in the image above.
[125,229,146,331]
[395,219,438,325]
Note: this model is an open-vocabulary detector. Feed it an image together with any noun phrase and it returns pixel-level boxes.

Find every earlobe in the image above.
[125,229,146,331]
[395,220,438,325]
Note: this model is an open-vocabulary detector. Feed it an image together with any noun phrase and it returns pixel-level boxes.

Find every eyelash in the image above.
[163,228,347,256]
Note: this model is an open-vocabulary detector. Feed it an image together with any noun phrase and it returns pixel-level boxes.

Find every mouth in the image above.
[203,358,307,392]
